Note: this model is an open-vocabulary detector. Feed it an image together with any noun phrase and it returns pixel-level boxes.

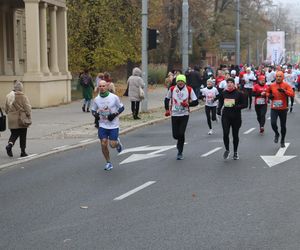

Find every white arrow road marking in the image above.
[244,127,256,134]
[201,147,222,157]
[261,143,297,167]
[114,181,156,200]
[119,145,176,164]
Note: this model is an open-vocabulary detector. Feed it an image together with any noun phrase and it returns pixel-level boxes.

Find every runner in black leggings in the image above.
[217,78,247,160]
[252,75,268,134]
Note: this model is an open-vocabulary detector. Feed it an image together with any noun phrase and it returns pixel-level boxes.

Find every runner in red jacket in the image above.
[252,75,269,133]
[266,71,295,148]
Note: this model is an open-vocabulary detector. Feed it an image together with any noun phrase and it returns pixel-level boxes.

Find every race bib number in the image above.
[256,98,266,105]
[224,98,235,107]
[273,100,283,108]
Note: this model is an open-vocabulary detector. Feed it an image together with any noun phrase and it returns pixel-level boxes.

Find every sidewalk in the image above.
[0,86,169,169]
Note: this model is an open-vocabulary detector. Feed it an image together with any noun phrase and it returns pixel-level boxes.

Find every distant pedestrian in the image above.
[91,81,125,171]
[127,67,145,120]
[103,72,116,94]
[187,65,202,99]
[164,74,199,160]
[79,69,94,112]
[5,80,32,157]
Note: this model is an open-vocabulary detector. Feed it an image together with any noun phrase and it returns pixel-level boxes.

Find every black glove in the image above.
[278,88,285,93]
[92,111,99,119]
[269,94,274,100]
[107,113,118,121]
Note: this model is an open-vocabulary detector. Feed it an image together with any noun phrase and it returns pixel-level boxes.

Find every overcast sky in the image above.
[272,0,300,20]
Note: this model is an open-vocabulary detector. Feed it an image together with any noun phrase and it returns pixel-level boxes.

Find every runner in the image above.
[284,65,297,112]
[164,74,198,160]
[200,79,219,135]
[266,71,295,148]
[92,80,125,170]
[252,75,269,134]
[243,67,256,109]
[217,78,247,160]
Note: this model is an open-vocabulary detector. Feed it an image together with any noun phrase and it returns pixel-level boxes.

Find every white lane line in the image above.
[201,147,222,157]
[17,154,38,160]
[243,127,255,134]
[80,139,94,143]
[52,145,69,150]
[114,181,156,201]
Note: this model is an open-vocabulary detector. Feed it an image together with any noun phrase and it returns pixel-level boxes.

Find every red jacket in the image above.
[266,81,295,110]
[252,84,269,105]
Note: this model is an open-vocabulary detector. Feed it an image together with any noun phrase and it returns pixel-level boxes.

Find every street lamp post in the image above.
[141,0,148,112]
[235,0,240,65]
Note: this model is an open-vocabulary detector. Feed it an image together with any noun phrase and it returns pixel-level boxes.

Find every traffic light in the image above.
[148,28,159,50]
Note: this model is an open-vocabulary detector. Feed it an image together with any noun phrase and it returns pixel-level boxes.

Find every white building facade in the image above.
[0,0,71,108]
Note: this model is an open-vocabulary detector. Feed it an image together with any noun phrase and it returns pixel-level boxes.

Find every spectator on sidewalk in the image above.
[187,65,202,99]
[5,80,32,158]
[127,67,145,120]
[91,80,125,171]
[79,69,94,112]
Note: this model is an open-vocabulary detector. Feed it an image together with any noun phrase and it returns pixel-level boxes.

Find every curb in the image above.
[0,106,203,171]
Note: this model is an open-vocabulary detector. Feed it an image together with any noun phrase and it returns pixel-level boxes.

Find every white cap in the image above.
[231,70,236,75]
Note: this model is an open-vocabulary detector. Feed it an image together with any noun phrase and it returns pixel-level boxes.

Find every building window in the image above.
[6,11,14,60]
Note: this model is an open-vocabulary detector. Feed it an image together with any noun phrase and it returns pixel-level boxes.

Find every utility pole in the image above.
[182,0,189,73]
[141,0,148,112]
[235,0,240,65]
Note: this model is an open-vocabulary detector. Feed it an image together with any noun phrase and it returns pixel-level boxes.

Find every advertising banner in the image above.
[266,31,285,65]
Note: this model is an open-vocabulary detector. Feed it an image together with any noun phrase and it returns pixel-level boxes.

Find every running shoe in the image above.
[177,153,184,160]
[208,129,213,135]
[290,107,293,113]
[280,142,285,148]
[233,152,239,160]
[116,138,123,153]
[274,134,279,143]
[260,127,264,134]
[223,150,230,159]
[104,162,113,171]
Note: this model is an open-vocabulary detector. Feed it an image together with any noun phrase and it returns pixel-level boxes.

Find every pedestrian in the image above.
[266,71,295,148]
[79,69,94,112]
[103,72,116,94]
[164,72,174,89]
[187,65,202,99]
[164,74,199,160]
[217,78,247,160]
[252,75,269,134]
[4,80,32,157]
[200,79,219,135]
[91,80,125,171]
[127,67,145,120]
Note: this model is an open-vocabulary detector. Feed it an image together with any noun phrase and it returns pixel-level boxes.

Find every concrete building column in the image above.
[57,7,69,75]
[24,0,41,76]
[39,3,50,75]
[49,5,59,74]
[1,6,10,75]
[0,7,5,75]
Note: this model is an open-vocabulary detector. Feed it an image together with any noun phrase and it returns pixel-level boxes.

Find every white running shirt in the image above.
[92,93,124,129]
[201,87,219,107]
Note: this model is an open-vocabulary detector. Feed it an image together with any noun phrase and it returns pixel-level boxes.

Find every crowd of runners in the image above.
[164,63,297,161]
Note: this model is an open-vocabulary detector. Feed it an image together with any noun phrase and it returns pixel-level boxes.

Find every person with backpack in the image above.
[164,74,198,160]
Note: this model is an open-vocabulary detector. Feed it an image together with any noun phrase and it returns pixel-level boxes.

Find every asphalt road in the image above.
[1,106,300,250]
